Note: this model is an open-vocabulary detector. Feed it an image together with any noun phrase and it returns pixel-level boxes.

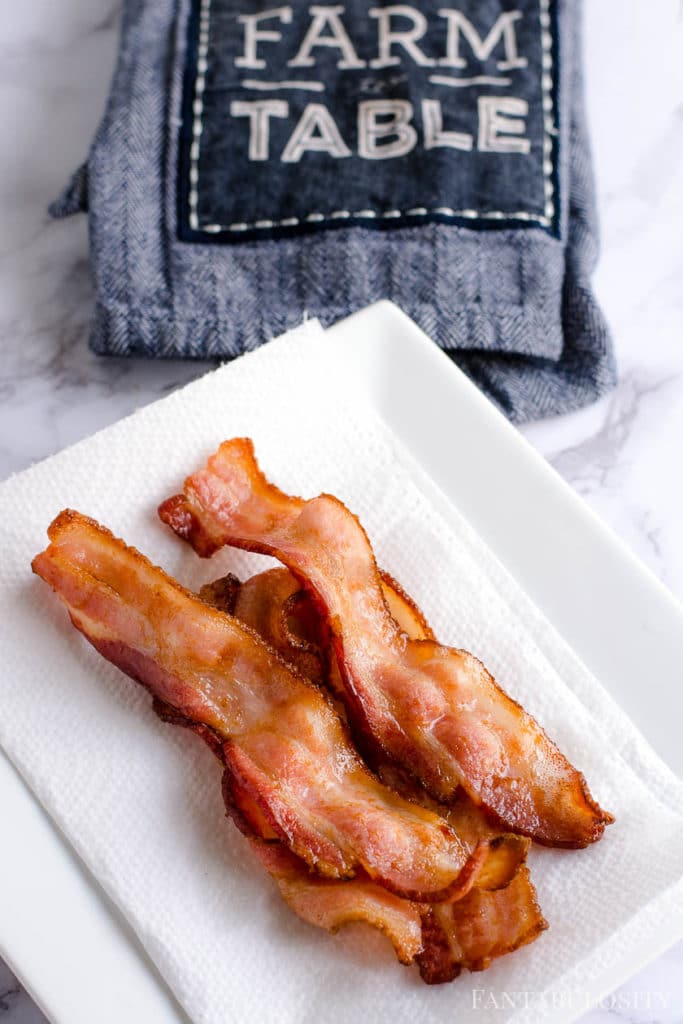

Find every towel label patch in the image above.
[178,0,558,242]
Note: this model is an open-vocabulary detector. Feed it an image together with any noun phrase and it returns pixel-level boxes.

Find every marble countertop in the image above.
[1,0,682,1021]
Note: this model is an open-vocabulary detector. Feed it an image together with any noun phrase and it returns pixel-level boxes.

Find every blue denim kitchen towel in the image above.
[52,0,615,422]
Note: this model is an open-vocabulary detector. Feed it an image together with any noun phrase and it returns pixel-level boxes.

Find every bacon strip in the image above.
[251,842,425,966]
[211,566,434,692]
[154,690,427,968]
[227,567,529,889]
[417,867,546,983]
[205,566,546,979]
[33,510,496,902]
[245,817,545,984]
[230,567,327,685]
[221,693,542,984]
[159,439,613,848]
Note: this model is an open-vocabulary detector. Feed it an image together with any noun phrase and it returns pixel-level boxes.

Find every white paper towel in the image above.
[1,319,682,1024]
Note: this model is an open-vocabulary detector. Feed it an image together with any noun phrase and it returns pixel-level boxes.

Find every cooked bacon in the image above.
[376,570,436,643]
[205,566,546,979]
[225,566,529,889]
[417,867,547,983]
[251,842,425,966]
[33,509,500,902]
[198,572,241,615]
[239,791,544,981]
[222,566,433,694]
[154,690,426,968]
[219,715,543,984]
[160,439,613,848]
[244,820,545,984]
[233,568,327,685]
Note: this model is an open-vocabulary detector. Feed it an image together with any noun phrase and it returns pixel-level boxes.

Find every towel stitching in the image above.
[187,0,555,234]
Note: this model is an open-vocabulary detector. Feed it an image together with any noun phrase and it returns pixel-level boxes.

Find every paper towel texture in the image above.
[1,320,682,1024]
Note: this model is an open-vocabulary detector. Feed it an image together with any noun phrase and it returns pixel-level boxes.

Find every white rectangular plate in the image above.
[2,302,682,1024]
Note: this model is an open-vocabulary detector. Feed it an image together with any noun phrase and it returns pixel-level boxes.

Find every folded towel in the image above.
[51,0,614,421]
